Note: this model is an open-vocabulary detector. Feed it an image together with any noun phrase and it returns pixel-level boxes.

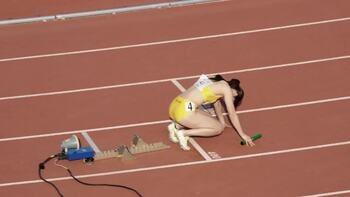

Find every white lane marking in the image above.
[170,79,212,161]
[0,120,170,142]
[81,132,101,153]
[0,17,349,63]
[188,138,213,160]
[237,96,350,114]
[302,190,350,197]
[1,140,349,187]
[1,55,349,101]
[171,79,186,92]
[0,95,349,142]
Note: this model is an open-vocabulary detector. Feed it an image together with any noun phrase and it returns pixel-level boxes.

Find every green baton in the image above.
[240,133,262,145]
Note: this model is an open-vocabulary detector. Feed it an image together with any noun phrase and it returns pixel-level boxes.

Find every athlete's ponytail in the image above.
[229,79,244,108]
[210,74,225,82]
[210,74,244,108]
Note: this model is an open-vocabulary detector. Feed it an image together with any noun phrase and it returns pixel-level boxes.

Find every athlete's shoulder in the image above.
[211,80,229,89]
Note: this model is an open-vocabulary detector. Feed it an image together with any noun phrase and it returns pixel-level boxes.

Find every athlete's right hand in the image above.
[241,134,255,147]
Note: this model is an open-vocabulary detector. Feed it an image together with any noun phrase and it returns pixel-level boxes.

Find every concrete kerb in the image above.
[0,0,212,25]
[0,16,56,25]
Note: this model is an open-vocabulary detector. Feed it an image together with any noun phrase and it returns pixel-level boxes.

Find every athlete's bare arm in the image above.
[220,83,255,146]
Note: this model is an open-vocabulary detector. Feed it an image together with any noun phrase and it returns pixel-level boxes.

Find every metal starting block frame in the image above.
[94,134,170,161]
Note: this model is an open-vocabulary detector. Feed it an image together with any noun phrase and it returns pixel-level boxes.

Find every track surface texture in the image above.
[0,0,349,197]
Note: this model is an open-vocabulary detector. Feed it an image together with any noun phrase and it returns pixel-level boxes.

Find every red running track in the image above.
[0,0,350,196]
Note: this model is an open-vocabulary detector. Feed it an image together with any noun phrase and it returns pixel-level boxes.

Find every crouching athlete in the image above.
[168,74,254,150]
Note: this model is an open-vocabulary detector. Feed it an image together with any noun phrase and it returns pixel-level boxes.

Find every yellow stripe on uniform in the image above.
[169,96,195,122]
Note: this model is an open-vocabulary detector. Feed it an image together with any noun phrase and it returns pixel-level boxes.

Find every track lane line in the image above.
[302,190,350,197]
[81,132,101,153]
[0,120,170,142]
[1,140,349,187]
[0,17,349,63]
[170,79,213,161]
[1,95,349,142]
[1,55,349,101]
[170,79,186,92]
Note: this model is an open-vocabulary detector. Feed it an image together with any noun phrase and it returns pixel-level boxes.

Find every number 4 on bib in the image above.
[185,102,195,112]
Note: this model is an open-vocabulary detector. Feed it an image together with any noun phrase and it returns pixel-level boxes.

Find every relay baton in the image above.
[240,133,262,145]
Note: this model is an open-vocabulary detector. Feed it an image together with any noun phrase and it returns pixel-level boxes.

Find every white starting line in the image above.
[170,79,212,160]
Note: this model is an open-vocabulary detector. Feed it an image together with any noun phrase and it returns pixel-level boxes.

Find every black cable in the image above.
[38,155,64,197]
[66,168,143,197]
[39,155,143,197]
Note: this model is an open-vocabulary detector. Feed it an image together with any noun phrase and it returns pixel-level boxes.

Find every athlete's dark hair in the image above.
[210,74,244,108]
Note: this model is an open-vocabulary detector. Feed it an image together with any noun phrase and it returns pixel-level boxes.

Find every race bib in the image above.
[185,101,196,112]
[194,74,212,91]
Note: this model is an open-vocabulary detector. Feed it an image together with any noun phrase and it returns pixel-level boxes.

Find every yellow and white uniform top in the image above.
[194,74,222,103]
[169,74,222,122]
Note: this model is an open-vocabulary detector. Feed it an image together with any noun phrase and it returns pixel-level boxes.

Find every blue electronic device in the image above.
[66,146,95,161]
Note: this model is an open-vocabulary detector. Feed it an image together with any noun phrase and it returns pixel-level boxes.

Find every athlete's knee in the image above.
[212,123,224,135]
[218,124,225,133]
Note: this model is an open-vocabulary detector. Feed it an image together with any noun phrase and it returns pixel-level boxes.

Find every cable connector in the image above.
[39,162,45,170]
[57,152,67,160]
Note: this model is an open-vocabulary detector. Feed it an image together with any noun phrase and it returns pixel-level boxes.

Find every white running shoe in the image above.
[174,129,190,151]
[167,122,179,143]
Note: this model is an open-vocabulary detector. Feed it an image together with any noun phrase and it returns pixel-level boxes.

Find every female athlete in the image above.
[168,74,255,150]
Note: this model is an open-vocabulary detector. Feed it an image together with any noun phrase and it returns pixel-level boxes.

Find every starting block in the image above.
[93,134,170,161]
[130,135,170,154]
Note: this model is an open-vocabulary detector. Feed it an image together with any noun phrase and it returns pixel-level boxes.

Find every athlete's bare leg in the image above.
[178,109,224,137]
